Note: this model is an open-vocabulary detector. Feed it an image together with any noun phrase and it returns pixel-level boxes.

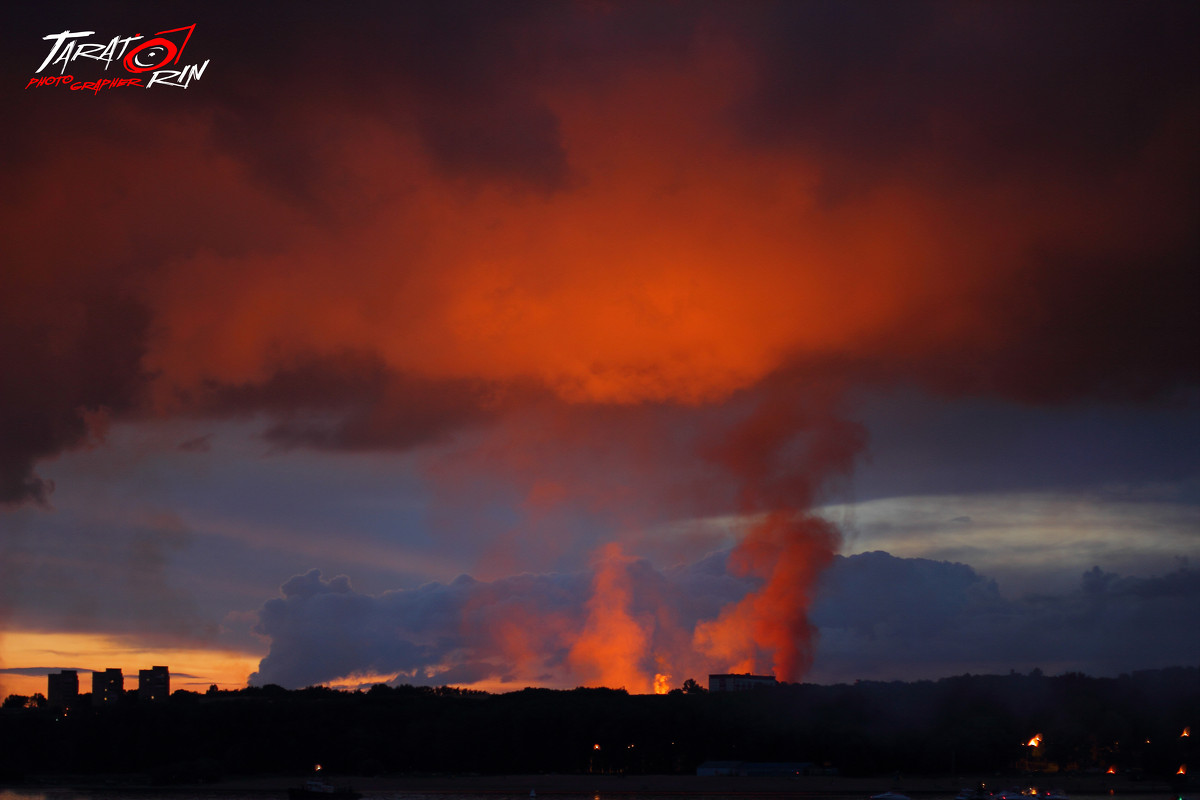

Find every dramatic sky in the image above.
[3,1,1198,698]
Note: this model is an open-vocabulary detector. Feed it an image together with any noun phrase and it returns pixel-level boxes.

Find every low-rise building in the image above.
[708,673,778,692]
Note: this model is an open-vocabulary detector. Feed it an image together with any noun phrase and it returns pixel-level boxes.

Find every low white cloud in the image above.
[819,490,1200,596]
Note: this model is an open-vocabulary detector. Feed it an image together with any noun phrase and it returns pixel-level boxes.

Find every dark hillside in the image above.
[2,668,1196,782]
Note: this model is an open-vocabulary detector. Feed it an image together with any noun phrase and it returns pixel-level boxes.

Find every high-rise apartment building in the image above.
[138,666,170,702]
[47,670,79,709]
[91,668,123,704]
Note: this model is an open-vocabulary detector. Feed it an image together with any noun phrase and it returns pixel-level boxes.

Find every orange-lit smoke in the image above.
[691,375,862,681]
[695,512,839,680]
[568,544,656,693]
[457,574,576,688]
[443,372,863,689]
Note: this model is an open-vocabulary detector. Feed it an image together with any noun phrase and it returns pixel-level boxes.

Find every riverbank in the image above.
[13,773,1186,797]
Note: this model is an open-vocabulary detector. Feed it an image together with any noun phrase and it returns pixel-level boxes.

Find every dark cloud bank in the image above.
[2,0,1198,506]
[250,551,1200,689]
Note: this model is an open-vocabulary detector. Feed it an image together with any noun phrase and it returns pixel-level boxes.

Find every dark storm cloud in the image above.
[810,552,1200,681]
[0,289,150,506]
[0,2,576,503]
[904,245,1200,404]
[201,351,500,451]
[1,0,1196,510]
[733,1,1200,402]
[737,2,1199,180]
[194,1,580,202]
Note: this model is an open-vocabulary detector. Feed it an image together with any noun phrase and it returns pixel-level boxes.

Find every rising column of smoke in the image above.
[531,370,867,688]
[694,371,865,682]
[444,370,867,689]
[567,542,655,693]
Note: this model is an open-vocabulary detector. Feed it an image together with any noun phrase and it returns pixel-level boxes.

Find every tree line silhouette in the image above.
[1,667,1195,784]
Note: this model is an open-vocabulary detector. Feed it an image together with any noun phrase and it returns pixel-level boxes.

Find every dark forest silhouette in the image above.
[1,668,1196,784]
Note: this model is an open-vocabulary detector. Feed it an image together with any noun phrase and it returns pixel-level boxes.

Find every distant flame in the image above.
[1184,727,1191,738]
[654,673,672,695]
[1106,766,1117,775]
[1178,765,1187,776]
[1028,734,1043,747]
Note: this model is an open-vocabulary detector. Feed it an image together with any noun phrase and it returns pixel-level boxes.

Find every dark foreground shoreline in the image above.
[8,774,1188,797]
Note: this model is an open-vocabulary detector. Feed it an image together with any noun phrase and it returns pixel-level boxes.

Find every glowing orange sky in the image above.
[133,40,1065,410]
[0,631,260,699]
